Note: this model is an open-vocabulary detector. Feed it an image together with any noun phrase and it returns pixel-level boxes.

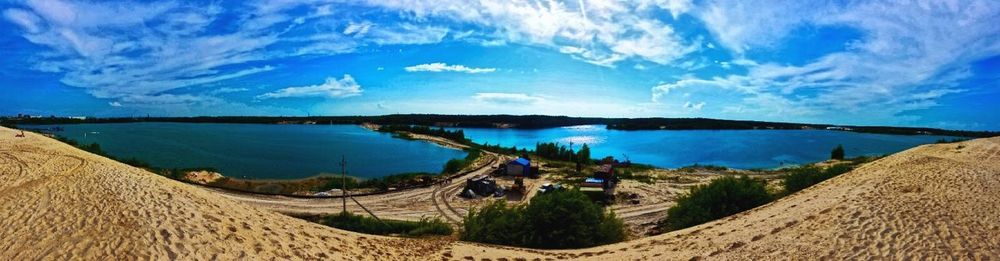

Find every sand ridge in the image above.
[2,126,999,260]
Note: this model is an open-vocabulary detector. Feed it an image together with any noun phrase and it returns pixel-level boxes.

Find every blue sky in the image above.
[1,0,998,130]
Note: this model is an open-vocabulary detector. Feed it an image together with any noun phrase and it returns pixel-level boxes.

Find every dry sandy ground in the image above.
[207,153,505,224]
[2,126,999,260]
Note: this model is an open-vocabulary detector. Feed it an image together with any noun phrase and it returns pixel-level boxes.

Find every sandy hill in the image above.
[1,126,998,260]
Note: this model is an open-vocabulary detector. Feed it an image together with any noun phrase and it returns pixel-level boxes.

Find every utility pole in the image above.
[341,155,346,213]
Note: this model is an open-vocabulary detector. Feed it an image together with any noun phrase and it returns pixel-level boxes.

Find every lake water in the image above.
[452,125,956,169]
[51,123,468,179]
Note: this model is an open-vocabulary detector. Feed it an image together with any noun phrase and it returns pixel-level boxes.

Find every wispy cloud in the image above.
[257,75,362,99]
[405,63,496,74]
[654,0,1000,125]
[474,93,544,104]
[683,101,705,111]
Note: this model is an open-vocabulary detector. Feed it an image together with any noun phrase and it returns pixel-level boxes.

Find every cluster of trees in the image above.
[475,142,527,155]
[607,118,813,131]
[605,117,998,138]
[303,212,452,237]
[461,189,625,249]
[534,142,591,164]
[377,124,467,143]
[659,176,773,231]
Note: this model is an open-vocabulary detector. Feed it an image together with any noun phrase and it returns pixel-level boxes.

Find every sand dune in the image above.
[2,126,998,260]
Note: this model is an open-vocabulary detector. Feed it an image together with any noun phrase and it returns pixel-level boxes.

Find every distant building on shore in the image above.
[825,126,854,131]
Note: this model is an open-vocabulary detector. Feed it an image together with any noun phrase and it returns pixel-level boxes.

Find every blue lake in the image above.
[47,123,958,179]
[51,123,468,179]
[451,125,956,169]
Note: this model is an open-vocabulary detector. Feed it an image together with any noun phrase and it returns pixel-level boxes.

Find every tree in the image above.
[577,144,591,165]
[831,144,845,160]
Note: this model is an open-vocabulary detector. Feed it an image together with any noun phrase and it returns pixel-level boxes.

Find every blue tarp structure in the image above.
[505,157,531,176]
[512,157,530,167]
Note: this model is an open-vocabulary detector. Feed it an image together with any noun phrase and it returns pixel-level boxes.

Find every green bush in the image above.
[461,189,625,249]
[783,164,853,194]
[311,211,452,237]
[831,144,845,160]
[660,176,772,231]
[443,158,465,174]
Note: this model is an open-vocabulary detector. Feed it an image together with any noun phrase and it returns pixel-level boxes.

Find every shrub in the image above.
[443,159,465,174]
[460,200,526,245]
[783,164,853,194]
[461,189,625,249]
[442,149,482,174]
[309,211,452,237]
[660,176,772,231]
[831,144,845,160]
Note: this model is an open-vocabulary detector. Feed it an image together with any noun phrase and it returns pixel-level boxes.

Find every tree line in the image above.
[8,114,995,138]
[534,142,591,165]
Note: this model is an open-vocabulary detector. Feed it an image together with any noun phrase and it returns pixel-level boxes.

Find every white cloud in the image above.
[405,63,496,73]
[367,23,449,45]
[638,0,693,19]
[343,21,373,37]
[208,87,250,95]
[675,0,1000,125]
[730,59,758,67]
[683,101,705,110]
[473,93,544,104]
[357,0,701,66]
[3,8,43,33]
[256,75,362,99]
[108,101,122,107]
[1,0,285,104]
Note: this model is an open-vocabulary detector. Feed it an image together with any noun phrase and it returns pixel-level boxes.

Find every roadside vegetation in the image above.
[298,212,452,237]
[461,189,625,249]
[443,149,482,174]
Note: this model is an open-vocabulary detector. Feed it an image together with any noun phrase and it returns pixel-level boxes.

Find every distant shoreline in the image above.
[4,114,995,138]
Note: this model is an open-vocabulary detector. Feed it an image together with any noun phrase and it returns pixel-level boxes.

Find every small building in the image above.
[465,174,498,196]
[505,157,531,177]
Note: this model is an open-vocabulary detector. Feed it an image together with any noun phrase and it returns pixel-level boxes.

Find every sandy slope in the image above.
[2,126,998,260]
